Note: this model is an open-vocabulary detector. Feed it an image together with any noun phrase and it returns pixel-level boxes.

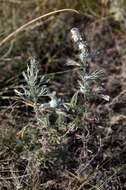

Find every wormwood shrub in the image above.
[15,28,109,167]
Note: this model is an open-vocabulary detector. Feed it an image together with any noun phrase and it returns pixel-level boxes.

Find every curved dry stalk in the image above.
[0,9,79,47]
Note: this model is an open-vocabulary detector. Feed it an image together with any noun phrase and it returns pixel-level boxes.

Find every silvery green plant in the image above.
[15,58,48,101]
[15,29,109,128]
[69,28,110,109]
[15,58,65,125]
[15,58,50,123]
